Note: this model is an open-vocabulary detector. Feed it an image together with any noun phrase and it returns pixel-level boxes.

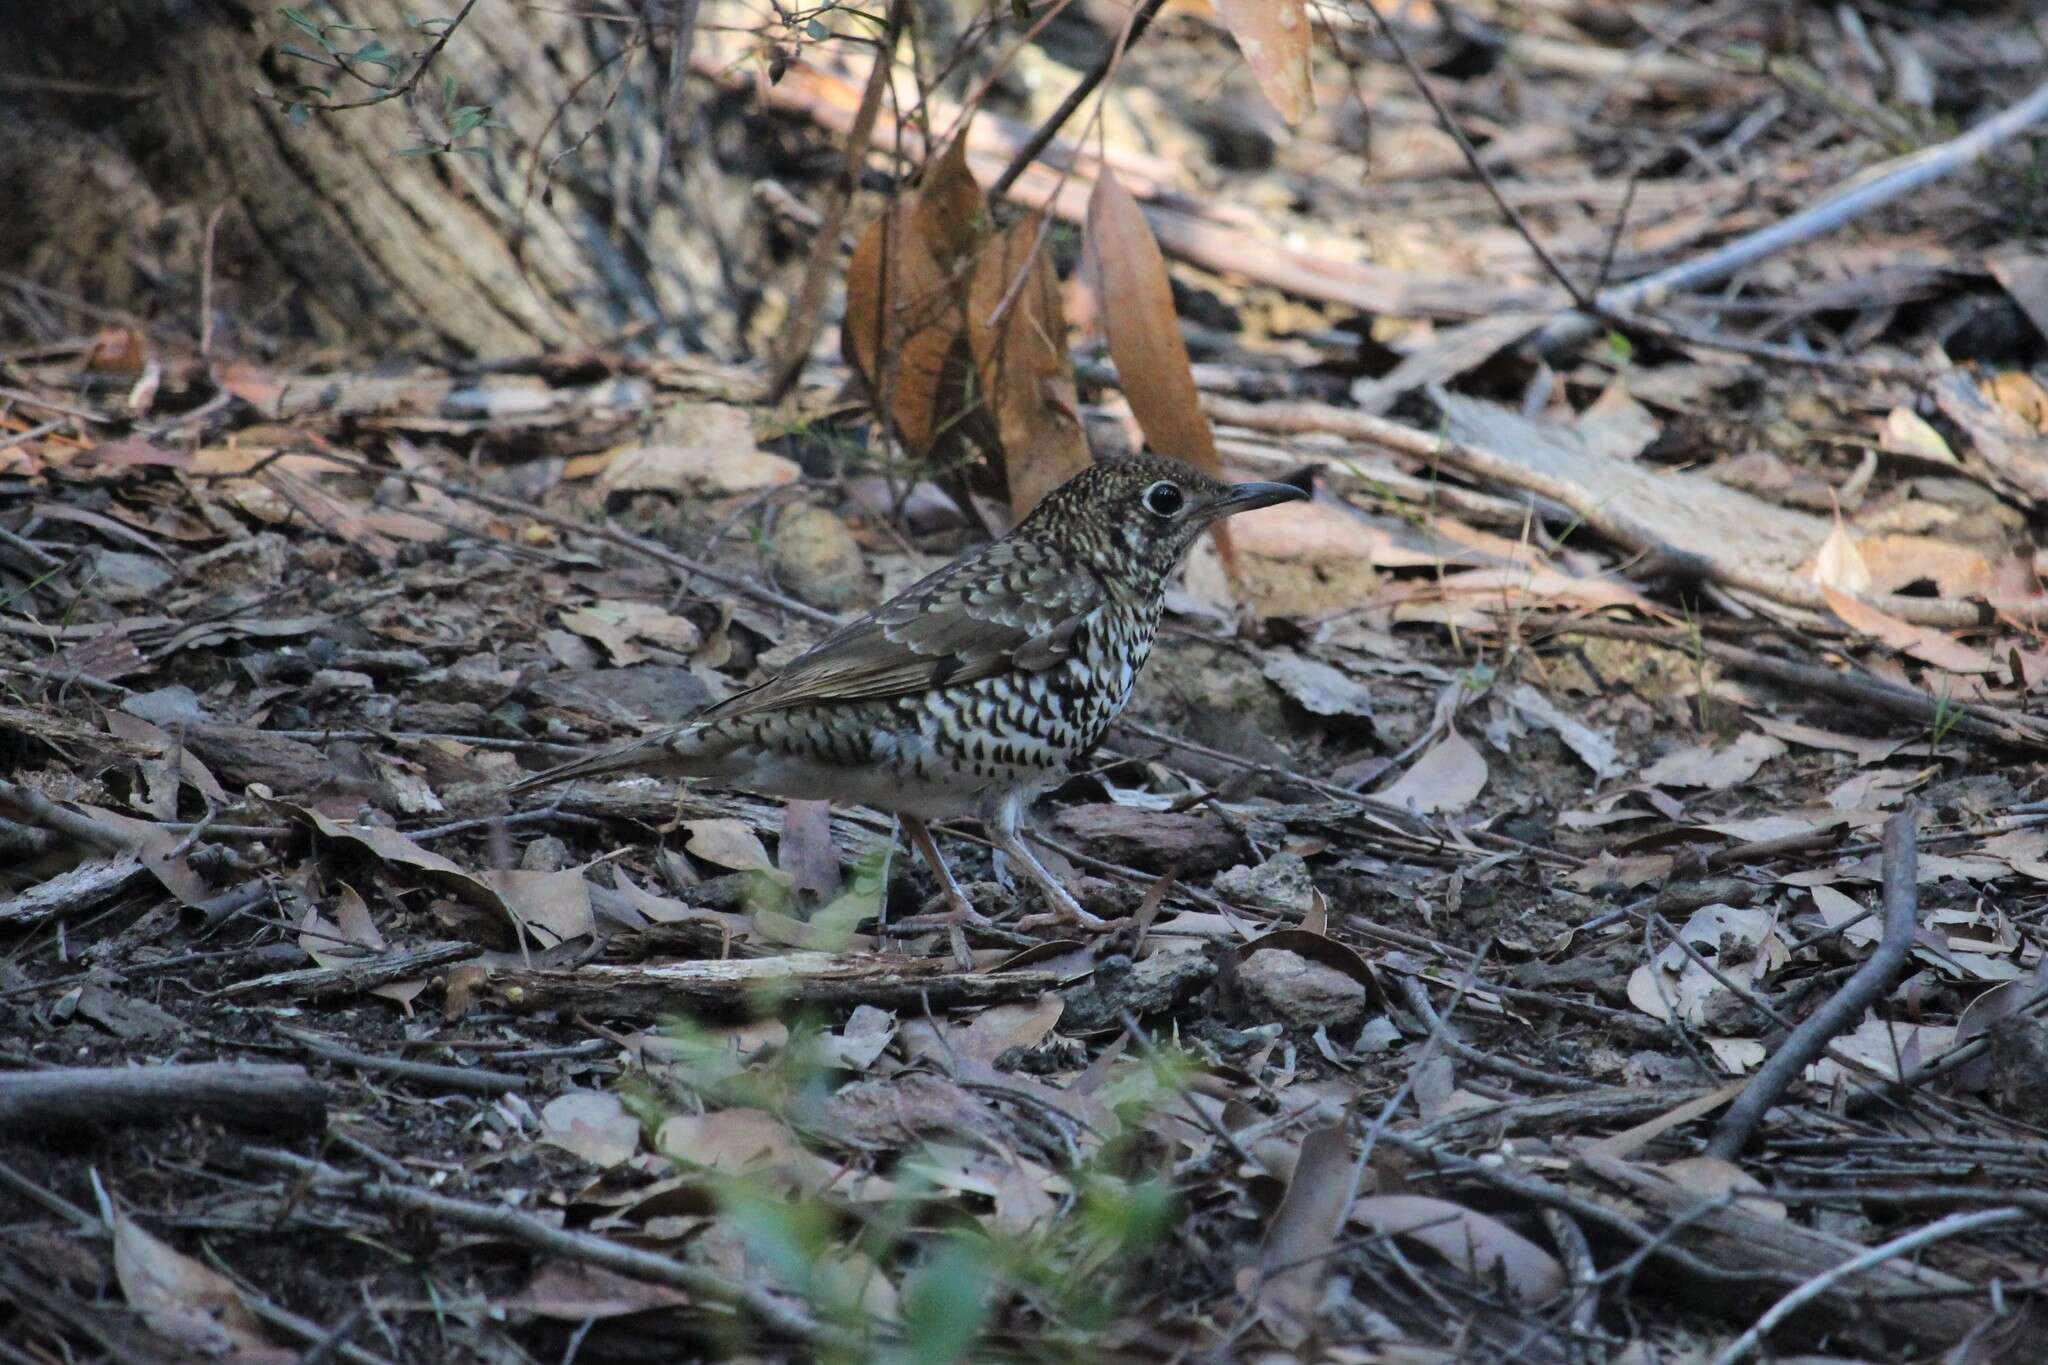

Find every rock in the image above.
[1213,852,1317,916]
[1233,949,1370,1032]
[771,503,870,610]
[1050,805,1250,876]
[599,403,800,496]
[521,835,570,873]
[88,548,172,602]
[1989,1016,2048,1123]
[1060,951,1218,1032]
[438,653,521,705]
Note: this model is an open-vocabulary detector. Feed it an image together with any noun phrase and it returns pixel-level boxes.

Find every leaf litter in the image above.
[7,3,2048,1362]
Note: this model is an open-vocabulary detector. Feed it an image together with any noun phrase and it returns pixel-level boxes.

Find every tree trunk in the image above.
[0,0,794,360]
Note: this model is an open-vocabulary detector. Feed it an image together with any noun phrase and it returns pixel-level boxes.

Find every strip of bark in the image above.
[215,941,479,1000]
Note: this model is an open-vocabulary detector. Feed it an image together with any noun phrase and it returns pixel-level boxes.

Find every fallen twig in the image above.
[490,953,1064,1017]
[278,1026,527,1096]
[0,1063,326,1134]
[1534,77,2048,354]
[764,0,906,403]
[216,941,479,1001]
[1706,807,1919,1159]
[1709,1207,2023,1365]
[240,1146,855,1350]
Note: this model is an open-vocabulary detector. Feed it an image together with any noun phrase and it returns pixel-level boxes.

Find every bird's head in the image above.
[1018,455,1310,591]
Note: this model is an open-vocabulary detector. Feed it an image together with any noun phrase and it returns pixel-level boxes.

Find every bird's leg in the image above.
[981,792,1105,930]
[894,815,994,963]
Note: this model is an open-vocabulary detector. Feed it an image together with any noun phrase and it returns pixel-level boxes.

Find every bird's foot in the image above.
[1014,880,1106,932]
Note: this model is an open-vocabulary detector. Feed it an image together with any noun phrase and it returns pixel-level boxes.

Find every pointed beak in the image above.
[1202,479,1311,521]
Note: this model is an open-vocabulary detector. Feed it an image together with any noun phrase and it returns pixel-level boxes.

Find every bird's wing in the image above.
[698,539,1106,722]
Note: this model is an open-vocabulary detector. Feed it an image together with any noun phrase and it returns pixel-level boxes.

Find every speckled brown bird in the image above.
[509,455,1307,931]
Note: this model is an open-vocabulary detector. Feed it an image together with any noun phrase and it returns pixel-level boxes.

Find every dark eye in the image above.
[1143,481,1185,518]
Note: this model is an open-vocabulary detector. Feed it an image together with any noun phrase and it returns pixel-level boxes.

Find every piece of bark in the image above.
[1050,805,1250,875]
[0,1063,326,1135]
[214,941,480,1000]
[1576,1153,1990,1350]
[0,856,152,927]
[491,955,1062,1018]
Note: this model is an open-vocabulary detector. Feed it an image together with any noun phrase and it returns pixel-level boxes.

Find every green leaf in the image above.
[441,73,458,111]
[278,43,327,65]
[1603,330,1634,364]
[805,17,828,39]
[281,7,324,39]
[901,1241,992,1365]
[352,39,400,71]
[449,107,489,138]
[286,101,312,129]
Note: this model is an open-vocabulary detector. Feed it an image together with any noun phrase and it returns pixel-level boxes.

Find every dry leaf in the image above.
[965,214,1091,517]
[596,405,798,495]
[842,141,974,456]
[1822,585,1995,674]
[1087,169,1221,482]
[1374,731,1487,814]
[1216,0,1314,125]
[1640,733,1785,790]
[1810,514,1872,594]
[683,817,776,873]
[1881,406,1958,465]
[1351,1194,1567,1301]
[541,1091,642,1168]
[1254,1123,1351,1346]
[113,1209,282,1357]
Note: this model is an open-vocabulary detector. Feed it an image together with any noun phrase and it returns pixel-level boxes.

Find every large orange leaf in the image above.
[967,216,1091,518]
[1085,169,1218,476]
[1216,0,1314,126]
[842,136,983,456]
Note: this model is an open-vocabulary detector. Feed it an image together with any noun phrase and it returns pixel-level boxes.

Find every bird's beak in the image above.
[1202,479,1311,520]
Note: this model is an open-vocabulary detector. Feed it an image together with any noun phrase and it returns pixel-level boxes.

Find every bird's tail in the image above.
[505,725,708,797]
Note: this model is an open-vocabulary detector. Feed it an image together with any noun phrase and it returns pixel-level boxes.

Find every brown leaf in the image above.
[1254,1123,1351,1345]
[1821,586,1995,675]
[1352,1194,1567,1300]
[1086,170,1219,477]
[113,1209,284,1358]
[1373,731,1487,814]
[842,135,983,457]
[965,215,1091,518]
[540,1091,642,1168]
[1215,0,1315,126]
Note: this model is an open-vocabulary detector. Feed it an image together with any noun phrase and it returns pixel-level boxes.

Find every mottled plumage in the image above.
[510,455,1307,931]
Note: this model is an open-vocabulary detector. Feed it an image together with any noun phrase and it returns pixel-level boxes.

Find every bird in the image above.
[508,454,1308,937]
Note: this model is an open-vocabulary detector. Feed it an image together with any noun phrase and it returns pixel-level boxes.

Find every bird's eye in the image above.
[1143,481,1185,518]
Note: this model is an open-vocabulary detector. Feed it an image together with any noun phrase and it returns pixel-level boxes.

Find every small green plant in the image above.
[626,1008,1189,1360]
[1927,678,1963,754]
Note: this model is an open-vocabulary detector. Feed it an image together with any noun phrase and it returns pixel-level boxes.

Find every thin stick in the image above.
[1705,807,1920,1159]
[990,0,1169,197]
[1356,0,1591,312]
[765,0,907,403]
[241,1146,855,1350]
[1709,1207,2024,1365]
[1536,76,2048,354]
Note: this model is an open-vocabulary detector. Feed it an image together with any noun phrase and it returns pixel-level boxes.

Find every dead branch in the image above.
[240,1146,857,1351]
[0,1063,326,1134]
[1534,77,2048,355]
[215,941,480,1000]
[1706,808,1919,1159]
[489,953,1064,1017]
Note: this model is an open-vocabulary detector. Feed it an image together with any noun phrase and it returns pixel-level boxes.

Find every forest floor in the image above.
[6,3,2048,1362]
